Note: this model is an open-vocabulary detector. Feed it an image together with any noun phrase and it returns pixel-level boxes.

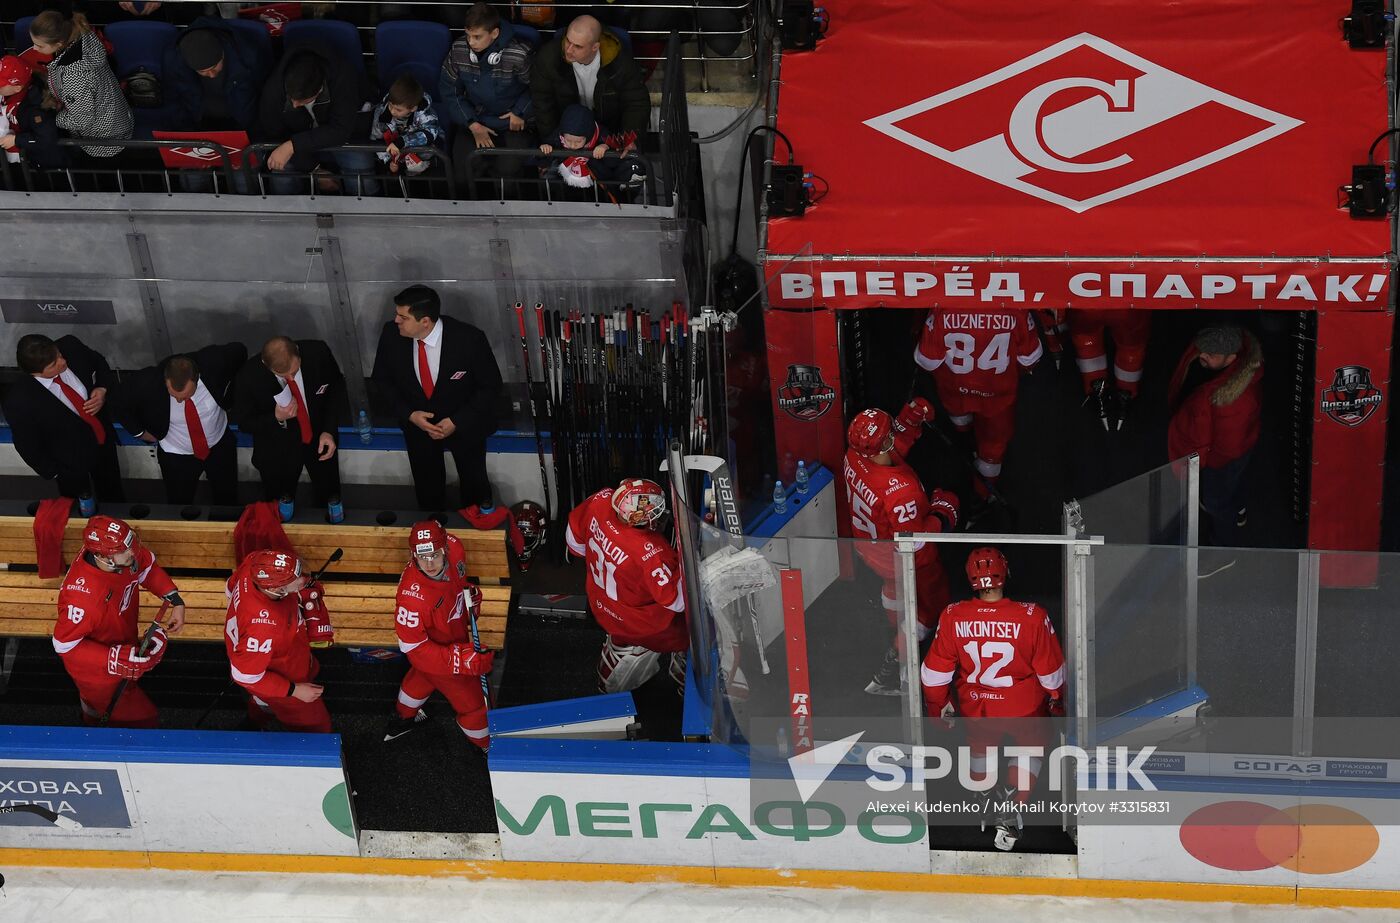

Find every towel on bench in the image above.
[234,501,296,562]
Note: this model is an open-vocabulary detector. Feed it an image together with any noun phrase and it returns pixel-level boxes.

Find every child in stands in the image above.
[370,74,444,177]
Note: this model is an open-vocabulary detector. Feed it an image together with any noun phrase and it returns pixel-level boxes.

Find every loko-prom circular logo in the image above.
[1179,801,1379,874]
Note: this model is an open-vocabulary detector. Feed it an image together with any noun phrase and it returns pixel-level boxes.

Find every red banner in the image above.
[1310,310,1392,586]
[767,0,1390,310]
[768,260,1391,311]
[766,308,846,484]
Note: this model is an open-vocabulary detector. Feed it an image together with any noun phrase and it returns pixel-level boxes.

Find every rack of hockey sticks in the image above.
[519,303,731,543]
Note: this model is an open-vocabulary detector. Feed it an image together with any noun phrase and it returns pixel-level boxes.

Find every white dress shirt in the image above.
[412,319,444,389]
[273,367,306,407]
[571,54,601,108]
[36,368,90,417]
[161,379,228,455]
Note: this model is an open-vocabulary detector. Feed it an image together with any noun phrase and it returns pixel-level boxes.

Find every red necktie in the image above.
[54,378,106,445]
[183,398,210,460]
[284,376,313,445]
[417,339,435,399]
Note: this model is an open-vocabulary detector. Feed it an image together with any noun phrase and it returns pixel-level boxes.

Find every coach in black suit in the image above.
[116,342,248,506]
[232,336,346,506]
[371,285,503,512]
[3,334,124,502]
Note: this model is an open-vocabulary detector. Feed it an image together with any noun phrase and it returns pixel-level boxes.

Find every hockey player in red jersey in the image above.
[383,520,494,751]
[843,400,960,696]
[52,515,186,728]
[224,549,334,733]
[1066,309,1151,430]
[922,547,1066,851]
[566,478,687,694]
[914,308,1042,498]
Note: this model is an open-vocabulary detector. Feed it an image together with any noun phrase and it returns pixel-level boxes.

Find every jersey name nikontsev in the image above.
[953,620,1022,640]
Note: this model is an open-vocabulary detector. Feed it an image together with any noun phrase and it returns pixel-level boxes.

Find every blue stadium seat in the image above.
[13,16,34,54]
[511,23,542,48]
[282,19,366,75]
[103,21,184,138]
[374,20,450,95]
[219,16,274,63]
[105,20,179,78]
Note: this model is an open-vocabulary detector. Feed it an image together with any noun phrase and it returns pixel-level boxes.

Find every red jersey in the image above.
[921,598,1065,718]
[223,558,320,699]
[566,489,687,651]
[394,534,478,674]
[914,309,1043,399]
[843,447,947,577]
[53,546,177,678]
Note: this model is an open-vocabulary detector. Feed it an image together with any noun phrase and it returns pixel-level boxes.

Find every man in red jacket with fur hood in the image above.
[1168,325,1263,546]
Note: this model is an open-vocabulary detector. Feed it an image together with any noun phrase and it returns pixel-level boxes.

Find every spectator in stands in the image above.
[0,56,36,164]
[1168,325,1264,547]
[30,10,133,158]
[167,16,272,133]
[370,74,443,178]
[439,2,535,193]
[116,344,248,507]
[538,102,642,194]
[371,285,503,513]
[530,14,649,143]
[257,46,375,195]
[3,334,124,504]
[232,336,347,509]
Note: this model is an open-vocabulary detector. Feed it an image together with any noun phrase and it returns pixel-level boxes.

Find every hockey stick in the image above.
[0,803,83,830]
[195,548,343,729]
[465,590,493,707]
[100,599,171,725]
[515,302,552,521]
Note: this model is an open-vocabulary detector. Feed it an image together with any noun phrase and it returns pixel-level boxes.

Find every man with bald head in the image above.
[530,13,650,141]
[232,336,347,509]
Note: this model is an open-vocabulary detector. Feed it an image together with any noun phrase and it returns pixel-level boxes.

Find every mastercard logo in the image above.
[1179,800,1379,874]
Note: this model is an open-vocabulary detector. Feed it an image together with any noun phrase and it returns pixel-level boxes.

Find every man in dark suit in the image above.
[116,343,248,506]
[3,334,124,502]
[232,336,346,506]
[371,285,503,512]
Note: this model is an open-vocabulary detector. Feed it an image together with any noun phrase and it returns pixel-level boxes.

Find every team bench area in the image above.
[0,516,510,651]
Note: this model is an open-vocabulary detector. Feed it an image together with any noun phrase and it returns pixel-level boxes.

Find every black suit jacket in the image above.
[115,342,248,441]
[371,316,503,440]
[231,339,347,467]
[2,335,118,481]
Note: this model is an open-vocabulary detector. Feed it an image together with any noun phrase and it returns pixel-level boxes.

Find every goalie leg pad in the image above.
[598,636,663,693]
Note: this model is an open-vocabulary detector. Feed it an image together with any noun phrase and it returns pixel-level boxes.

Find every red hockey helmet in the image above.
[847,409,894,457]
[249,550,302,591]
[966,546,1009,591]
[83,515,136,557]
[611,478,666,527]
[510,501,548,560]
[409,520,449,558]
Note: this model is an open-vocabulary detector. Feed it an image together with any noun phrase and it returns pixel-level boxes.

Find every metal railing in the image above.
[464,146,659,205]
[245,142,458,200]
[9,136,242,195]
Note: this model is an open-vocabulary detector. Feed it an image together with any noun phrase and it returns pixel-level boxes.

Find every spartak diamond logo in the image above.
[864,33,1303,213]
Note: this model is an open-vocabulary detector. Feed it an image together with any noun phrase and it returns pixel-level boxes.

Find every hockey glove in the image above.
[463,583,483,613]
[1047,694,1066,718]
[452,645,495,677]
[301,589,335,648]
[895,397,935,430]
[927,488,960,532]
[107,626,168,679]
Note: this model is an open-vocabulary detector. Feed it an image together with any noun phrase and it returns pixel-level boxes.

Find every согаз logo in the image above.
[865,33,1302,212]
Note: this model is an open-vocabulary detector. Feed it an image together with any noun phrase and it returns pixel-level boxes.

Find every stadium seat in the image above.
[104,20,179,78]
[282,18,366,75]
[374,20,450,95]
[219,16,274,62]
[13,16,34,53]
[512,23,543,48]
[104,21,182,138]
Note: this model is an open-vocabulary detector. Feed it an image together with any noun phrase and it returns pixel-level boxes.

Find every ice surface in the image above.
[0,867,1394,923]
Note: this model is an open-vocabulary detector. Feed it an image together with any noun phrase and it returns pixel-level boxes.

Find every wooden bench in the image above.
[0,516,510,651]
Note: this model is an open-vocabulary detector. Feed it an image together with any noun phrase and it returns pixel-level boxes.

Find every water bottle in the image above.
[795,460,810,495]
[278,495,295,522]
[357,409,373,446]
[326,496,345,525]
[772,480,787,515]
[77,493,96,517]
